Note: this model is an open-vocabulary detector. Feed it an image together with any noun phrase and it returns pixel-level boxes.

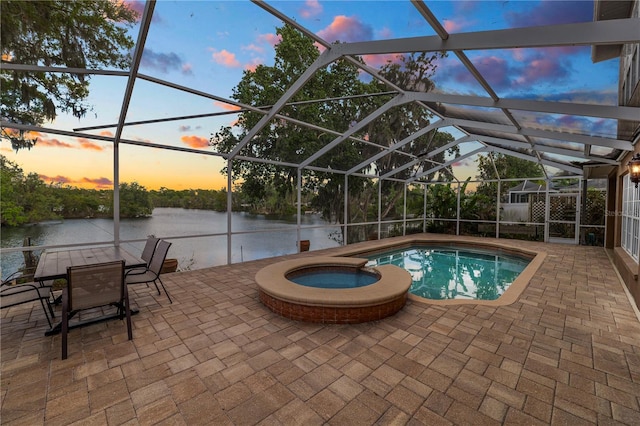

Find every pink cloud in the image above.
[214,101,241,111]
[121,0,161,23]
[77,138,105,151]
[314,41,327,53]
[244,58,263,72]
[36,136,74,149]
[81,177,113,188]
[257,33,282,47]
[443,20,463,33]
[511,48,526,62]
[39,174,73,184]
[452,158,476,168]
[181,135,210,148]
[317,15,373,43]
[121,1,144,19]
[300,0,322,19]
[99,130,114,137]
[362,53,405,68]
[37,174,113,189]
[517,57,568,85]
[212,49,241,67]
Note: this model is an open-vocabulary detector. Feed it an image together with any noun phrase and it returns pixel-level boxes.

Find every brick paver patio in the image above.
[2,237,640,425]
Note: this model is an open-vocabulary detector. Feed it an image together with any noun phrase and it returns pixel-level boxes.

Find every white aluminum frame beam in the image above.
[111,0,155,246]
[411,92,639,121]
[2,121,231,159]
[424,135,475,159]
[346,119,446,175]
[489,145,583,175]
[300,94,414,167]
[411,147,486,182]
[474,135,618,164]
[0,63,129,76]
[336,19,640,55]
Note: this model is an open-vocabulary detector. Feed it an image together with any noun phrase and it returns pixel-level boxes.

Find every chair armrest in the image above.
[2,271,35,286]
[125,267,148,276]
[1,281,51,298]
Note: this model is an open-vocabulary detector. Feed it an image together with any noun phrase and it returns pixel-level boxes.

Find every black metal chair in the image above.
[126,235,159,276]
[1,271,54,328]
[125,240,173,303]
[62,260,132,359]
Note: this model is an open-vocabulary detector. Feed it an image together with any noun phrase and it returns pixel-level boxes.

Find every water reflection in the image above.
[1,208,341,279]
[367,246,530,300]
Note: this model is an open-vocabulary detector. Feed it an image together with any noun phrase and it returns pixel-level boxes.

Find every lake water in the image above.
[1,208,343,279]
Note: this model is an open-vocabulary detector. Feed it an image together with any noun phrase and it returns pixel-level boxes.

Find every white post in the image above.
[423,184,427,233]
[378,180,382,239]
[227,159,233,264]
[344,175,349,245]
[456,181,461,236]
[496,181,501,239]
[403,183,408,236]
[297,168,302,248]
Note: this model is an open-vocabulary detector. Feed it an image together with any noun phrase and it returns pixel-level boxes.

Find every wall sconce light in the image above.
[629,153,640,188]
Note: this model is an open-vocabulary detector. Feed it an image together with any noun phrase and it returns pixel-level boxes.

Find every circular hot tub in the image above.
[287,266,379,288]
[255,256,411,324]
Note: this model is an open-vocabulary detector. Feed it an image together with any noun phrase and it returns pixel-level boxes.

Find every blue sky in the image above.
[1,0,620,190]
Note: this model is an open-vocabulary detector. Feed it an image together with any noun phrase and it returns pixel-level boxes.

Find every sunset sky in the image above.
[1,0,619,191]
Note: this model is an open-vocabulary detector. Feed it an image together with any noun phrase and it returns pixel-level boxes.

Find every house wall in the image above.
[611,4,640,308]
[610,148,640,309]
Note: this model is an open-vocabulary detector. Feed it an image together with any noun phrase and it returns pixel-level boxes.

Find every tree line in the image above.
[0,155,235,226]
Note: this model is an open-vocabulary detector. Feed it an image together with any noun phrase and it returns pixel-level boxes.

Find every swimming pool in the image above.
[365,245,531,301]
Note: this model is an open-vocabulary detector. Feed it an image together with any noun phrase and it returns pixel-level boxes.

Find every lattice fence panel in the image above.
[529,194,546,223]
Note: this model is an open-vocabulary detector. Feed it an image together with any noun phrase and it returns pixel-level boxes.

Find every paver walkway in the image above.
[2,237,640,425]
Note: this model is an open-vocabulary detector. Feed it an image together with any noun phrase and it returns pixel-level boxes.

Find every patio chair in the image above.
[62,260,132,359]
[1,271,54,328]
[125,239,173,303]
[126,235,159,276]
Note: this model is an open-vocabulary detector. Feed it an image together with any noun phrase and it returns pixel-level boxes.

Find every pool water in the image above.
[365,246,531,301]
[288,270,379,289]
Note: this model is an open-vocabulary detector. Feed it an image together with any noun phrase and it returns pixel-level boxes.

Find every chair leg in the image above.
[61,293,69,360]
[46,297,55,318]
[157,277,172,304]
[39,298,53,328]
[124,289,133,341]
[152,280,161,295]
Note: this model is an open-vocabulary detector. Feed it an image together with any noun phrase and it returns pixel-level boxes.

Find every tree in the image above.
[211,25,457,242]
[0,155,29,226]
[0,155,60,225]
[1,0,138,150]
[211,25,370,214]
[115,182,152,218]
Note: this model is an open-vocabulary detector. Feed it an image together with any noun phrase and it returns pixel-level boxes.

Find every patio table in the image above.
[34,246,145,336]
